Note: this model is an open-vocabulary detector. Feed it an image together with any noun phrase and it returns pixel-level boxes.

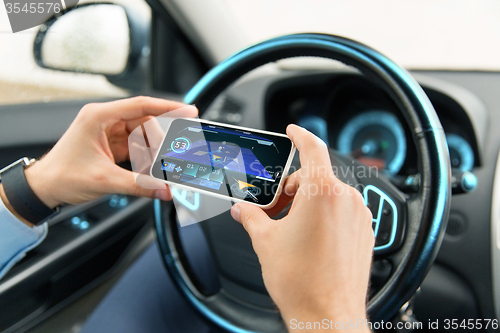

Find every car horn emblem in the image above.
[4,0,79,33]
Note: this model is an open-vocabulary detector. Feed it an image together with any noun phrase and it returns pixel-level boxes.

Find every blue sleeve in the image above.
[0,199,48,280]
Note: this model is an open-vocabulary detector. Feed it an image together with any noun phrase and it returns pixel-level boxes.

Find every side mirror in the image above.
[33,3,149,90]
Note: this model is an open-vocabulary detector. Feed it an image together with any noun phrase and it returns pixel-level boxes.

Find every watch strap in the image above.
[1,161,56,225]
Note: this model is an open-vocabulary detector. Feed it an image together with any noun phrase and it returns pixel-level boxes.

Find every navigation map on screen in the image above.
[151,119,293,206]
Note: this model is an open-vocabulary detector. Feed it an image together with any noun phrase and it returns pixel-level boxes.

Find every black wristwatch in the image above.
[0,157,59,225]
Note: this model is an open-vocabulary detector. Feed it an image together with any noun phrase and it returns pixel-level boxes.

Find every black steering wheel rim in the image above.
[155,33,451,332]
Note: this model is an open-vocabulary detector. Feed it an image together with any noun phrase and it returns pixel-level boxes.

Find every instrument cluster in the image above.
[265,73,479,176]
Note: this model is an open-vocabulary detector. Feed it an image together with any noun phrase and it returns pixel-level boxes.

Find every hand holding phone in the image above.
[150,118,295,208]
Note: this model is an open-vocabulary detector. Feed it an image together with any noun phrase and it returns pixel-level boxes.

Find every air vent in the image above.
[205,95,244,124]
[221,95,243,112]
[446,211,468,236]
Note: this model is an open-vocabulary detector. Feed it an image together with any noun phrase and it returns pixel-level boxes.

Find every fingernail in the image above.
[286,124,299,138]
[231,204,241,223]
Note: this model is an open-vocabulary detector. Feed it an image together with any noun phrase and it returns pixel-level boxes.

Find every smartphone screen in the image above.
[150,118,294,206]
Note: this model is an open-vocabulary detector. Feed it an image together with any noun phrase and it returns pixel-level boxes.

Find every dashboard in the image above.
[264,73,483,177]
[0,68,495,331]
[204,67,495,330]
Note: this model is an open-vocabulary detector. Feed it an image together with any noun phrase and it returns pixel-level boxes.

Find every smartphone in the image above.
[150,118,295,208]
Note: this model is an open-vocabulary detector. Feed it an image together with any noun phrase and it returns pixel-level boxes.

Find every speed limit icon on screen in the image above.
[171,137,191,154]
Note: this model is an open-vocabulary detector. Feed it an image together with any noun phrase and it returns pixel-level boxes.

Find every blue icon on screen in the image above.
[161,162,176,172]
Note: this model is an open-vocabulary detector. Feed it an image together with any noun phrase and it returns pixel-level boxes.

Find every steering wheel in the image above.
[155,33,451,332]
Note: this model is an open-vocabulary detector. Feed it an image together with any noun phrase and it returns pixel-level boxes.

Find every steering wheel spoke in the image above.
[350,162,408,256]
[330,151,408,255]
[360,178,407,256]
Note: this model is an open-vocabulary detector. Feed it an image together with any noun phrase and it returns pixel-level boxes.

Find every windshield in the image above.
[171,0,500,71]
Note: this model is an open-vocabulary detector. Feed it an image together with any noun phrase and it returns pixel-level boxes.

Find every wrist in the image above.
[24,160,61,209]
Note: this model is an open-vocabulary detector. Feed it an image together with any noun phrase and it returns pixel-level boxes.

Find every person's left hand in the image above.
[24,96,197,209]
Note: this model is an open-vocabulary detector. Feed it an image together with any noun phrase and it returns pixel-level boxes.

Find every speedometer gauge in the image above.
[446,133,474,171]
[337,110,407,175]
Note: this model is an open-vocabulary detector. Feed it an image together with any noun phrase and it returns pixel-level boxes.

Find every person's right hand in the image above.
[231,124,375,331]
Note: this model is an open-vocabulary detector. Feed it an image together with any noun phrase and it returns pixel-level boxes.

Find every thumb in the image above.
[231,203,272,237]
[110,167,172,201]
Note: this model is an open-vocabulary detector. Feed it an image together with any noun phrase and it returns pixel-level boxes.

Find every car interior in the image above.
[0,1,499,332]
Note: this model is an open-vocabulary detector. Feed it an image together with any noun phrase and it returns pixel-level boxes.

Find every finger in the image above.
[263,171,300,217]
[286,124,332,171]
[109,167,172,200]
[134,172,170,190]
[158,105,199,119]
[128,128,155,170]
[92,96,196,123]
[231,203,273,237]
[141,116,167,152]
[124,106,196,134]
[125,115,155,133]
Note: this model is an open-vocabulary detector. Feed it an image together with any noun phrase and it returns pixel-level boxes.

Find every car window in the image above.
[0,0,151,106]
